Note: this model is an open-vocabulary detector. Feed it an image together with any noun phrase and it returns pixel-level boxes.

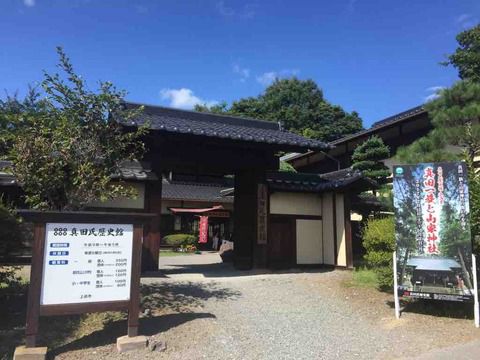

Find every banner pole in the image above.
[472,254,479,328]
[393,250,400,319]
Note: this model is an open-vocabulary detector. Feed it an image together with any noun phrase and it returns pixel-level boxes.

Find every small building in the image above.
[401,256,469,295]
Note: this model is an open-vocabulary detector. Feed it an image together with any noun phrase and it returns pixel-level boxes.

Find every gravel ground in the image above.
[13,253,480,359]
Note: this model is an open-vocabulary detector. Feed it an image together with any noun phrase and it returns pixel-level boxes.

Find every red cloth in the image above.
[169,205,223,214]
[198,216,209,243]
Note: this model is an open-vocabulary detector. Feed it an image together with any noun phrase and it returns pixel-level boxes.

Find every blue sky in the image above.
[1,0,479,128]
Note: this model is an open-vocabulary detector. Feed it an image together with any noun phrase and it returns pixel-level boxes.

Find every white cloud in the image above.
[455,13,478,29]
[216,1,235,16]
[160,88,218,110]
[233,64,250,82]
[424,86,445,102]
[256,69,300,86]
[256,72,278,86]
[215,1,257,19]
[23,0,35,7]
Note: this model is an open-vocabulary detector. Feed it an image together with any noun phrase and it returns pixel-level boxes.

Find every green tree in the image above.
[443,24,480,82]
[0,47,147,210]
[195,78,363,142]
[362,216,396,289]
[396,80,480,246]
[351,136,390,185]
[279,160,297,172]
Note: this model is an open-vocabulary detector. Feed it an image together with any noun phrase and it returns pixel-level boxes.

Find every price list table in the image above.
[41,223,133,305]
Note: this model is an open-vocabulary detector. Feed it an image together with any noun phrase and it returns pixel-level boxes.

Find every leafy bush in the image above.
[162,233,197,247]
[362,216,395,290]
[0,201,24,287]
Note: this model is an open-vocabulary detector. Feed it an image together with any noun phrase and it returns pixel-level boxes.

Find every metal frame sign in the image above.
[393,162,475,303]
[41,223,133,305]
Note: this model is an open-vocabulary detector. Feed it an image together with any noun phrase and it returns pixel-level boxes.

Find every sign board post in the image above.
[392,162,479,326]
[15,211,154,358]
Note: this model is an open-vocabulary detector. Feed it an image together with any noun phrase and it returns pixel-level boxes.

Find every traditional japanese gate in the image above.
[121,102,330,271]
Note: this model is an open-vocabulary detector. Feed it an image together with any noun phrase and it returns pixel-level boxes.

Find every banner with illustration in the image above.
[393,162,474,302]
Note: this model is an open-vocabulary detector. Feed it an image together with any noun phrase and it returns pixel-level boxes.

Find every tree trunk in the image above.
[457,247,473,293]
[400,248,409,286]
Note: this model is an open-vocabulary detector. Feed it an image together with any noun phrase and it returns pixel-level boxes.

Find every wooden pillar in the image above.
[142,181,162,272]
[344,193,354,269]
[233,169,266,269]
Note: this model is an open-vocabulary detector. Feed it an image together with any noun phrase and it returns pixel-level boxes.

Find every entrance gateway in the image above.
[119,102,331,271]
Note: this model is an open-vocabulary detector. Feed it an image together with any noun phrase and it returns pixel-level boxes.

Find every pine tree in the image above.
[351,136,390,184]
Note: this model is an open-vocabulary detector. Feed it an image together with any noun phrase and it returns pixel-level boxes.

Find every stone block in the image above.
[13,346,48,360]
[116,335,147,353]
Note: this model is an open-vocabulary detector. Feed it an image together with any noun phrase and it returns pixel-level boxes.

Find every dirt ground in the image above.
[1,253,480,359]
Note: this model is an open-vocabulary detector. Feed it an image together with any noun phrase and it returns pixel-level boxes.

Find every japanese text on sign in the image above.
[41,223,133,305]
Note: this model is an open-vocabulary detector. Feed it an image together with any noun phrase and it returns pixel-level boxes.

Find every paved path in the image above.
[51,252,480,359]
[144,253,480,360]
[146,253,395,360]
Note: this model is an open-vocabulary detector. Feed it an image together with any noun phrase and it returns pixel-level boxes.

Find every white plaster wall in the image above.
[335,193,347,267]
[89,182,145,210]
[269,192,322,216]
[296,219,323,264]
[321,192,335,265]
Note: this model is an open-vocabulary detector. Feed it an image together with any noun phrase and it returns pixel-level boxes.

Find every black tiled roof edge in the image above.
[162,181,234,203]
[120,101,330,151]
[266,168,377,193]
[330,105,426,146]
[371,105,425,128]
[285,105,427,163]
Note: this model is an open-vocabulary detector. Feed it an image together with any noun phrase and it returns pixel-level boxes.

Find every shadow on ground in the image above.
[144,261,335,279]
[386,299,474,319]
[1,280,239,359]
[141,280,241,311]
[47,312,215,359]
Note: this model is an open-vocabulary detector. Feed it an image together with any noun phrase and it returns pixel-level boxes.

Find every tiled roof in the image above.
[266,168,377,193]
[162,180,233,203]
[121,102,330,151]
[407,257,461,271]
[285,105,427,163]
[330,105,426,146]
[371,105,425,129]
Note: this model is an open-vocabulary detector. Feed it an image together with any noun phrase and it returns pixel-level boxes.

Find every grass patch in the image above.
[344,268,379,289]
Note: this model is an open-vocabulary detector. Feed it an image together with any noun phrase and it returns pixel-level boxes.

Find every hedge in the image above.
[162,233,198,247]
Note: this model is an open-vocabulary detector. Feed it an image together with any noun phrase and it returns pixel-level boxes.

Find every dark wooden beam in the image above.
[233,169,267,269]
[142,181,163,272]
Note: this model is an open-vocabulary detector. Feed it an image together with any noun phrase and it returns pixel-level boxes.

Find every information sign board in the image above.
[393,162,474,303]
[41,223,133,305]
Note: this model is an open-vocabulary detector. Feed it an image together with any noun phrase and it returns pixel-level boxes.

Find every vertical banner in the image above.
[198,216,209,244]
[393,162,474,302]
[257,183,268,245]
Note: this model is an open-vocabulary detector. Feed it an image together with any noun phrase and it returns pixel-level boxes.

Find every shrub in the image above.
[362,216,395,290]
[0,201,23,287]
[162,233,198,247]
